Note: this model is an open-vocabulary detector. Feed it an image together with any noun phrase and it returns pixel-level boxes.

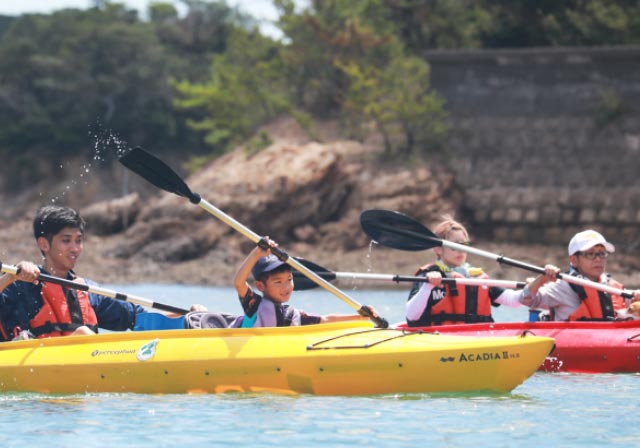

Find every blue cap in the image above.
[252,255,287,280]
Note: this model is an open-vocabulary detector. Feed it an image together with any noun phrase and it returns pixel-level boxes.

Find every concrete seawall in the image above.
[425,46,640,250]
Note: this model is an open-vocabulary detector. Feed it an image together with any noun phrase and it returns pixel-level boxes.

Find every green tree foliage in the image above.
[276,0,408,114]
[150,0,256,80]
[367,0,491,52]
[476,0,640,47]
[336,0,640,52]
[1,0,639,188]
[342,56,447,158]
[173,28,290,154]
[0,15,16,38]
[0,1,254,188]
[0,5,177,175]
[276,0,448,158]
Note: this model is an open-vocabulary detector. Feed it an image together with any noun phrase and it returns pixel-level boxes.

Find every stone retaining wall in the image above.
[425,46,640,249]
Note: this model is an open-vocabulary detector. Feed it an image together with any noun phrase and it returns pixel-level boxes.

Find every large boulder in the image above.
[137,141,360,244]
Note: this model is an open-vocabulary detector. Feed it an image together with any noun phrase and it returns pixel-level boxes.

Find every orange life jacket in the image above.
[567,277,625,321]
[30,277,98,338]
[409,264,495,326]
[0,320,8,341]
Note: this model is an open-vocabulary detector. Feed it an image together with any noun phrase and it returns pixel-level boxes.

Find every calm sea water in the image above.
[1,284,638,447]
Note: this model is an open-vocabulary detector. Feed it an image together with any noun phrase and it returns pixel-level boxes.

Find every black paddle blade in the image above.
[360,209,442,251]
[119,147,201,204]
[292,258,336,290]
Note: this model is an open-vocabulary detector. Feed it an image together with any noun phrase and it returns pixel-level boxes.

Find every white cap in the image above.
[568,230,615,255]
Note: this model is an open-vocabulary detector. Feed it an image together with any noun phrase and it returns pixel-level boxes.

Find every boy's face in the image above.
[256,270,294,303]
[37,226,84,275]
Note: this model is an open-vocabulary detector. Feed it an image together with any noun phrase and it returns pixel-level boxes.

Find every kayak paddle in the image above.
[292,258,526,291]
[360,209,636,300]
[119,147,388,328]
[0,260,189,315]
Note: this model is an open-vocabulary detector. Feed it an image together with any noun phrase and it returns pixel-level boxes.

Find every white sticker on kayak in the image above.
[137,338,160,361]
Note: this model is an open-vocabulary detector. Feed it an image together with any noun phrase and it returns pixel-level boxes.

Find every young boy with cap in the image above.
[233,237,377,327]
[520,230,640,321]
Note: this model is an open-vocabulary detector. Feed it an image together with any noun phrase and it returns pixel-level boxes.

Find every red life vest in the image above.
[567,277,625,321]
[29,277,98,338]
[409,264,495,326]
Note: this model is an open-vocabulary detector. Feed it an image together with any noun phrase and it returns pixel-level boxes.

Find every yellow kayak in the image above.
[0,321,553,396]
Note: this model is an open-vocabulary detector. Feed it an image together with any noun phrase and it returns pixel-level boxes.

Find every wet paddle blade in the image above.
[360,209,442,251]
[292,258,336,290]
[119,147,200,204]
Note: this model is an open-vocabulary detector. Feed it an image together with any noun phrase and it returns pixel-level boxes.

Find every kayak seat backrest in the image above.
[184,311,240,329]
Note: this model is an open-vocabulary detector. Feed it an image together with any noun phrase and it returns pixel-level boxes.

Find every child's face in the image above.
[257,270,294,303]
[37,226,84,274]
[435,229,468,267]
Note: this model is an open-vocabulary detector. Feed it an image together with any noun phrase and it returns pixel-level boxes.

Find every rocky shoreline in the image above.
[1,118,638,289]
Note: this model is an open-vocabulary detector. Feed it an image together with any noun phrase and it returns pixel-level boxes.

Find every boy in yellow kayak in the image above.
[234,237,378,327]
[0,205,146,340]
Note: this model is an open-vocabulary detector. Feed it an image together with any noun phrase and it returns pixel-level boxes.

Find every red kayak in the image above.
[396,320,640,373]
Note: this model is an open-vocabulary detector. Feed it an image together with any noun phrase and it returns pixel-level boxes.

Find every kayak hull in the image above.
[0,322,553,395]
[398,320,640,373]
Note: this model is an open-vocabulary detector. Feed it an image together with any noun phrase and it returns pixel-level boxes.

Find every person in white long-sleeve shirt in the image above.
[406,216,538,327]
[519,230,640,321]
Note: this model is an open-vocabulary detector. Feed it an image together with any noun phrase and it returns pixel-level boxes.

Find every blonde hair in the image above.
[432,214,469,240]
